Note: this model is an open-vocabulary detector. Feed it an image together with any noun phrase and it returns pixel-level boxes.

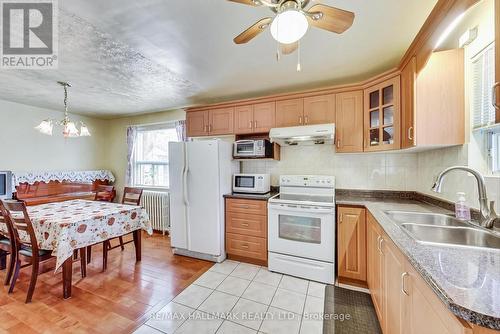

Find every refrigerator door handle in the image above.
[183,145,190,207]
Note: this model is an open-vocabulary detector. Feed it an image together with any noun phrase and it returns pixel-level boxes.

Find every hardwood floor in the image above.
[0,232,213,334]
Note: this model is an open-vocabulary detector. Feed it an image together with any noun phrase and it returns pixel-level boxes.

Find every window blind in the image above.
[472,42,495,129]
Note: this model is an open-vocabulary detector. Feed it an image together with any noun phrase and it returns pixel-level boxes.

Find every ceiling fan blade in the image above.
[227,0,260,6]
[307,4,355,34]
[280,42,298,55]
[234,18,273,44]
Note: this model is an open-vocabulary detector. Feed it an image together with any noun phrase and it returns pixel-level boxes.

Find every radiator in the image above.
[141,191,170,234]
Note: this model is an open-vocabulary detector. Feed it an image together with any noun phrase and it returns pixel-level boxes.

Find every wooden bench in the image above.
[14,180,113,206]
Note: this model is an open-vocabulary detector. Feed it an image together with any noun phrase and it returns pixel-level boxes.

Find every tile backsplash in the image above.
[241,145,417,191]
[241,144,500,212]
[416,145,500,212]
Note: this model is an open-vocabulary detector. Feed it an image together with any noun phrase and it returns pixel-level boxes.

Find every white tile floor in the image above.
[136,260,326,334]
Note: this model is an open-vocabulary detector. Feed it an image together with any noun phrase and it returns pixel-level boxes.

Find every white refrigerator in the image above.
[168,140,238,262]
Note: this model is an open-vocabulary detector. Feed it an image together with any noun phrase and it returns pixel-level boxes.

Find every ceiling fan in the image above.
[230,0,355,57]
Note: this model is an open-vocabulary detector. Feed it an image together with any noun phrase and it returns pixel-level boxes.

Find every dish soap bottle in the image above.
[455,192,471,221]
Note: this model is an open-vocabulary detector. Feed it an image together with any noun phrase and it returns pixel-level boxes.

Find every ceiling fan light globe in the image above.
[270,10,308,44]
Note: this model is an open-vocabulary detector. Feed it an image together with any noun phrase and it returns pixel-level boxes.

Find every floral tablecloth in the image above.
[1,199,152,270]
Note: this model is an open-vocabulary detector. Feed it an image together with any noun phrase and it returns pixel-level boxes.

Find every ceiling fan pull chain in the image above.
[296,40,302,72]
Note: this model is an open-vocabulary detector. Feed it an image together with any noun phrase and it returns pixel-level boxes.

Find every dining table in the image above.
[4,199,152,299]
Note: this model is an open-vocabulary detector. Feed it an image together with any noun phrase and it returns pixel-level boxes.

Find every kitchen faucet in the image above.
[431,166,500,229]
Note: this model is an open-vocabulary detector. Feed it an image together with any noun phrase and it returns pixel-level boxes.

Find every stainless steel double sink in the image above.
[384,211,500,250]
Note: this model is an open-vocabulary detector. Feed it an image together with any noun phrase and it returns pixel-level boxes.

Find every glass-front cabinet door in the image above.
[364,76,401,151]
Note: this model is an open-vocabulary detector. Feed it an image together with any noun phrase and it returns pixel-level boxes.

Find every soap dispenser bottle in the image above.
[455,192,471,221]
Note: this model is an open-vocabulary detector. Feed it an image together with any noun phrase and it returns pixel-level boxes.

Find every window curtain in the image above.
[126,126,137,186]
[175,120,187,142]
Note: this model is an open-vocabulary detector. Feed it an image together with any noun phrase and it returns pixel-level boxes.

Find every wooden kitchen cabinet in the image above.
[303,94,335,125]
[366,211,473,334]
[367,212,384,327]
[401,57,416,149]
[234,105,254,135]
[253,102,276,132]
[187,108,234,137]
[209,107,234,135]
[276,98,304,127]
[364,76,401,151]
[404,258,471,334]
[186,110,209,137]
[225,198,267,266]
[382,235,405,334]
[411,49,465,147]
[335,91,364,153]
[234,102,276,134]
[337,206,366,285]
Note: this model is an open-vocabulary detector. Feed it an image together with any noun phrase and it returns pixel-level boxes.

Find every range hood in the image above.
[269,123,335,146]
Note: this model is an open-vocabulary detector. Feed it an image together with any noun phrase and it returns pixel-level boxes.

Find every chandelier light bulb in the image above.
[34,119,54,136]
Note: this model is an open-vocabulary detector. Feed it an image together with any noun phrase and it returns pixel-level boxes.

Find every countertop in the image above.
[223,192,277,201]
[336,195,500,330]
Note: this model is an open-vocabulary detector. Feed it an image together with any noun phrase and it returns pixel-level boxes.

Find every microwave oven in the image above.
[233,174,271,194]
[233,139,273,158]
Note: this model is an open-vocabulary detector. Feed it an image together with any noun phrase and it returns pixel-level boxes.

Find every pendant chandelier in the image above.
[35,81,91,138]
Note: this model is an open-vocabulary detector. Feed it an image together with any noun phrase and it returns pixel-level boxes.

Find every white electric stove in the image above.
[268,175,335,284]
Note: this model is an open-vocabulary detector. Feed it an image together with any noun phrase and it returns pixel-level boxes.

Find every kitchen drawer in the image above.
[226,198,267,215]
[226,233,267,261]
[226,211,267,238]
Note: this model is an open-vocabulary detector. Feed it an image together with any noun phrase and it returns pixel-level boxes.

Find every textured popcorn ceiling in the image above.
[0,0,437,118]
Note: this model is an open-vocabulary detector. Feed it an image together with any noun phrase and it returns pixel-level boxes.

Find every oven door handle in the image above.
[269,204,334,214]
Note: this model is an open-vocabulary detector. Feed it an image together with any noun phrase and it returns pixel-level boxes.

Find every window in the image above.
[472,42,495,129]
[471,42,498,172]
[132,125,178,188]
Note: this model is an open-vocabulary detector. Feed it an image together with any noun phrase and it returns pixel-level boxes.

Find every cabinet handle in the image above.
[376,236,381,252]
[408,126,413,141]
[205,125,209,132]
[299,116,303,125]
[237,205,250,209]
[249,120,253,129]
[339,215,343,223]
[401,272,409,296]
[208,124,212,132]
[241,244,249,249]
[254,121,257,128]
[305,116,309,124]
[336,139,341,149]
[241,223,249,227]
[378,237,384,255]
[493,83,500,110]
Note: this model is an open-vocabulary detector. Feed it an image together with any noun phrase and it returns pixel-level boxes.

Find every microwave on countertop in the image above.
[233,174,271,194]
[233,139,273,158]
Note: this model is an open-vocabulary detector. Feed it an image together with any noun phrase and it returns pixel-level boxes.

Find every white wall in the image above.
[0,99,107,171]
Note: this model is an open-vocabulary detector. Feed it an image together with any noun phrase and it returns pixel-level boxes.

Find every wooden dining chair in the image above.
[94,185,116,202]
[1,200,87,303]
[102,187,143,270]
[86,185,116,264]
[0,202,16,286]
